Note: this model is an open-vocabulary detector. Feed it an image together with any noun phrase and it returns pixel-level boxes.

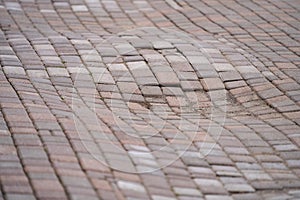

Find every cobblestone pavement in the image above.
[0,0,300,199]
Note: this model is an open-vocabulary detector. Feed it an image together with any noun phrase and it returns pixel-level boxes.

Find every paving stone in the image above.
[97,73,115,84]
[151,195,176,200]
[147,186,174,197]
[224,183,255,192]
[136,77,159,86]
[27,70,49,78]
[251,180,282,190]
[194,178,227,194]
[3,66,26,76]
[72,5,88,12]
[173,187,202,196]
[31,179,64,191]
[155,72,180,86]
[213,63,235,72]
[18,147,48,159]
[47,67,70,77]
[6,194,36,200]
[205,195,233,200]
[201,78,225,91]
[117,181,147,193]
[257,88,283,99]
[162,87,184,96]
[141,86,162,96]
[152,41,173,49]
[232,193,261,200]
[220,71,242,82]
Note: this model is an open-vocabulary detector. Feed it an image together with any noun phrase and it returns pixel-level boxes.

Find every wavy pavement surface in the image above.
[0,0,300,199]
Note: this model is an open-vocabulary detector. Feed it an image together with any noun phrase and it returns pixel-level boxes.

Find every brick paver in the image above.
[0,0,300,199]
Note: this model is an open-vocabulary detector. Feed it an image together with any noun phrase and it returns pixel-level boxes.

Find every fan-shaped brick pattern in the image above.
[0,0,300,199]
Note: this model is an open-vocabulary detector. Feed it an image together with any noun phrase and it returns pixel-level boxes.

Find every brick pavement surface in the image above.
[0,0,300,199]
